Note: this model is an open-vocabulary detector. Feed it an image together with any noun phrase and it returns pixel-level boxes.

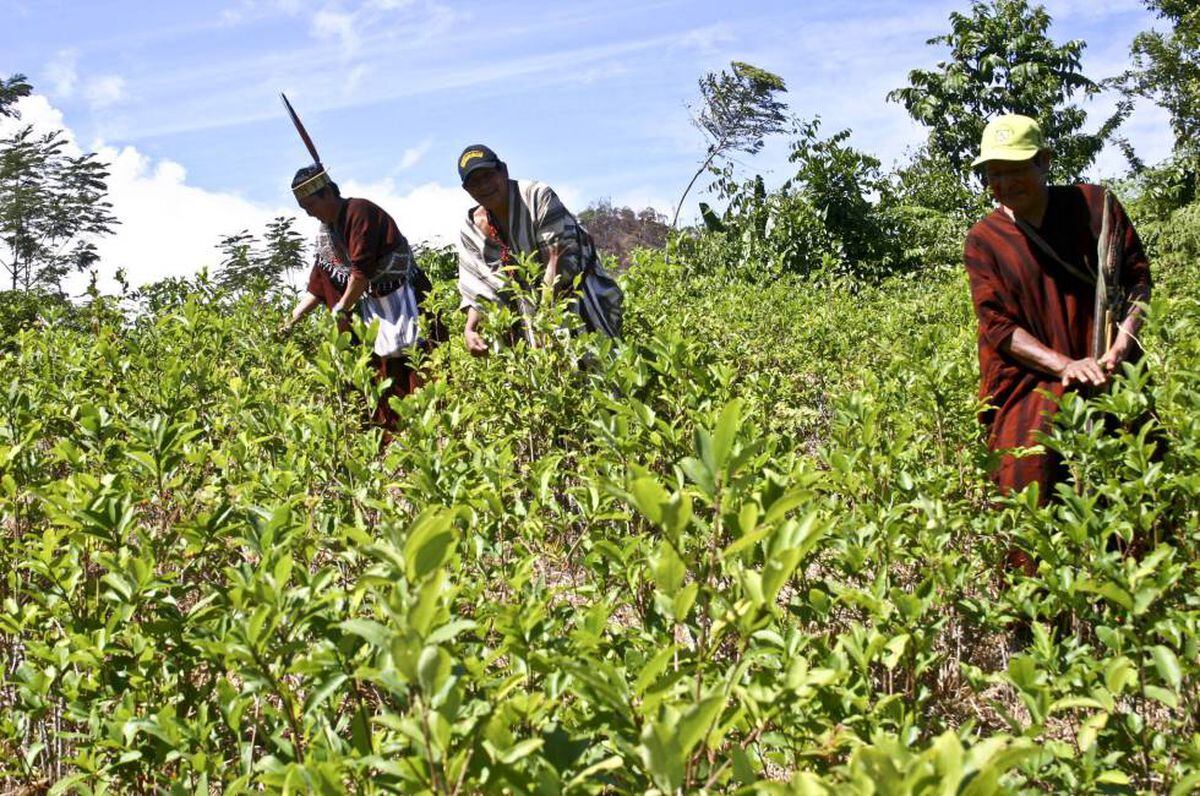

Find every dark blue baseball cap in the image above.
[457,144,503,184]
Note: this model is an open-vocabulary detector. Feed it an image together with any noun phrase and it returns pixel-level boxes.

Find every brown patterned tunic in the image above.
[964,184,1151,495]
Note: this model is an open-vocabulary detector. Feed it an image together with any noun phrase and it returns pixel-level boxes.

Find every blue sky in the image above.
[0,0,1174,289]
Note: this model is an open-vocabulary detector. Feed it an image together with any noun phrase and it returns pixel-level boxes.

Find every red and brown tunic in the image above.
[305,197,410,307]
[964,184,1151,495]
[303,197,435,422]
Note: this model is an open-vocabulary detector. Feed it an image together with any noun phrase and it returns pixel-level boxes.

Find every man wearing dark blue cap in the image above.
[455,144,622,355]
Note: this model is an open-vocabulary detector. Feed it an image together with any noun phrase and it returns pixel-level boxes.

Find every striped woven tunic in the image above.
[964,184,1151,495]
[457,179,621,337]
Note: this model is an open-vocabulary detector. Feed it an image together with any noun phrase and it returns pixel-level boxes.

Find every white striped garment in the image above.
[456,179,622,337]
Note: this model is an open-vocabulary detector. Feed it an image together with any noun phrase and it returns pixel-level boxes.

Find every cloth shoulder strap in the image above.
[1011,210,1097,287]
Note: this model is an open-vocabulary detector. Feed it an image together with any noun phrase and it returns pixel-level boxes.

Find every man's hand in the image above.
[1098,333,1132,375]
[275,319,294,340]
[1060,357,1109,388]
[464,328,489,357]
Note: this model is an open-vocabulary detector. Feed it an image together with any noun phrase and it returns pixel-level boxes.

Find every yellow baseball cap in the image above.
[971,114,1045,168]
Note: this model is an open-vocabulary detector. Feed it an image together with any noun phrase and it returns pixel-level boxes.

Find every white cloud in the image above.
[93,144,293,290]
[398,137,432,171]
[672,23,735,53]
[345,63,371,93]
[342,176,469,248]
[220,0,305,25]
[45,49,78,98]
[85,75,126,108]
[312,7,360,53]
[0,94,477,294]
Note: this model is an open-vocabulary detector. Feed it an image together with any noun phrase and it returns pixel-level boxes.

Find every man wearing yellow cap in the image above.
[964,114,1151,497]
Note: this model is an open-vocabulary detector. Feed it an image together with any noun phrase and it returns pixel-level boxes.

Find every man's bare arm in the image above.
[281,291,324,334]
[1001,328,1108,387]
[332,271,369,315]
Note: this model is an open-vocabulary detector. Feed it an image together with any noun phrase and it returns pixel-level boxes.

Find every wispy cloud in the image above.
[345,63,372,93]
[672,23,734,53]
[85,75,126,109]
[0,94,295,293]
[398,136,433,171]
[98,21,737,141]
[312,6,360,53]
[45,49,79,98]
[220,0,305,26]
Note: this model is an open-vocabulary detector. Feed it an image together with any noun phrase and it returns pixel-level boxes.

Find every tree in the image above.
[788,119,901,273]
[888,0,1126,184]
[673,61,789,229]
[1125,1,1199,150]
[577,200,669,266]
[0,125,118,292]
[215,216,307,291]
[261,216,306,282]
[215,230,260,290]
[1,73,32,118]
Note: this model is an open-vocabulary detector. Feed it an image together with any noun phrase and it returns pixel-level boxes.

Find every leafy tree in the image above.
[215,229,260,290]
[888,0,1125,183]
[215,216,306,291]
[673,61,789,229]
[0,73,31,117]
[1125,0,1199,150]
[577,200,669,266]
[690,120,910,281]
[1115,1,1199,211]
[788,119,900,273]
[0,125,118,292]
[261,216,306,282]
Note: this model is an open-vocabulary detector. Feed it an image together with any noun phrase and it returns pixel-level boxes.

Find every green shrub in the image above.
[1,246,1198,792]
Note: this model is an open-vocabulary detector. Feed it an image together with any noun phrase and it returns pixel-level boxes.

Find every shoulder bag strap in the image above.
[1011,213,1097,287]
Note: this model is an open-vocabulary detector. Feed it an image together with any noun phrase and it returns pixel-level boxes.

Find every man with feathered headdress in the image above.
[283,163,437,426]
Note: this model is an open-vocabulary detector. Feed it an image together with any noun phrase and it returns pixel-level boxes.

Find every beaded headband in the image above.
[292,168,331,200]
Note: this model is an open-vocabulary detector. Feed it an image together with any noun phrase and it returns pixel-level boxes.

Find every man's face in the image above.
[984,156,1048,215]
[297,191,340,225]
[463,166,506,207]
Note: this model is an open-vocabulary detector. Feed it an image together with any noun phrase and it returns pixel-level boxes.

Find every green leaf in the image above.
[1104,656,1136,695]
[417,645,452,700]
[634,645,676,696]
[101,571,134,602]
[677,695,724,756]
[673,583,698,621]
[404,509,458,582]
[1076,711,1107,753]
[565,756,624,789]
[650,541,686,596]
[762,488,813,527]
[639,721,684,793]
[1171,772,1200,796]
[737,501,759,535]
[762,548,801,605]
[1151,645,1182,691]
[496,738,544,765]
[661,491,693,541]
[731,745,756,784]
[339,619,392,648]
[1144,684,1179,708]
[303,673,348,716]
[351,706,373,755]
[630,477,669,525]
[882,633,909,670]
[711,398,744,475]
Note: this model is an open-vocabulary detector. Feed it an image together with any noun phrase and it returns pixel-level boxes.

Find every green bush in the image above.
[0,245,1198,792]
